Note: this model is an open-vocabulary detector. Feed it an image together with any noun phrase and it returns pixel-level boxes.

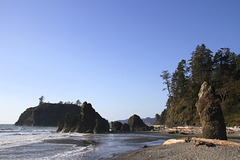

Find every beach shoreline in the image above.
[106,130,240,160]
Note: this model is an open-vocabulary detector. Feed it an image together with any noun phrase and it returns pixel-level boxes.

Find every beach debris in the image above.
[162,139,186,146]
[162,126,201,135]
[195,82,227,140]
[195,141,216,147]
[192,137,240,148]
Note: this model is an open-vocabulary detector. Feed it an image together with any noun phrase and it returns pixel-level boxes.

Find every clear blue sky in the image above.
[1,1,240,124]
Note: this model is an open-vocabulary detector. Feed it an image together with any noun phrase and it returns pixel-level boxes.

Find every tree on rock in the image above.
[39,96,45,105]
[75,100,82,106]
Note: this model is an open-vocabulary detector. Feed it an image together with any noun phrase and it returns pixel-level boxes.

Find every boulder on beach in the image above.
[128,114,152,132]
[195,82,227,140]
[15,103,81,126]
[57,102,109,133]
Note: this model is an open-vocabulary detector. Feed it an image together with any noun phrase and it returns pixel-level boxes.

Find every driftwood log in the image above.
[192,137,240,148]
[162,139,186,146]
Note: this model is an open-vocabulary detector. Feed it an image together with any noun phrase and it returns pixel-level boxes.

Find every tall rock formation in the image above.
[195,82,227,140]
[57,102,109,133]
[15,103,81,126]
[127,114,152,131]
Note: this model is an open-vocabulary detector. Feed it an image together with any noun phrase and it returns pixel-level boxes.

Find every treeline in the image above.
[38,96,82,106]
[155,44,240,127]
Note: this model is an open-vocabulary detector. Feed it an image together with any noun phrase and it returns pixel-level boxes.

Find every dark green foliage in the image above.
[160,70,172,97]
[157,44,240,127]
[154,109,167,125]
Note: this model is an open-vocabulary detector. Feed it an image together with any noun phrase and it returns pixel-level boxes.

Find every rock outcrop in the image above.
[15,103,81,126]
[128,114,152,131]
[111,121,123,132]
[110,121,130,132]
[120,123,130,132]
[57,102,109,133]
[195,82,227,140]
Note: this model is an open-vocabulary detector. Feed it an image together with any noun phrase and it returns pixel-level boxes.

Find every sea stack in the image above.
[57,102,109,133]
[195,82,227,140]
[128,114,152,132]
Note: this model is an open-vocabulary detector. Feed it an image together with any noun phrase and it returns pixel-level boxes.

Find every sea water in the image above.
[0,124,166,159]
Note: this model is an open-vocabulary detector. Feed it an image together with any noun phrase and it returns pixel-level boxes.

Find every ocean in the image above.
[0,124,166,159]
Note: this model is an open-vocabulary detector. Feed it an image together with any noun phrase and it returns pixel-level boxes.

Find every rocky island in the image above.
[15,103,81,126]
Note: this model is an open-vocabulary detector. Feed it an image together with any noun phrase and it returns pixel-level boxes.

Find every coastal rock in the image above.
[111,121,123,132]
[195,82,227,140]
[120,123,130,132]
[15,103,81,126]
[111,121,130,132]
[110,121,130,132]
[57,102,109,133]
[128,114,152,131]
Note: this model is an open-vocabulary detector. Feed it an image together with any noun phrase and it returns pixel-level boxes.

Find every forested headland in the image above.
[155,44,240,127]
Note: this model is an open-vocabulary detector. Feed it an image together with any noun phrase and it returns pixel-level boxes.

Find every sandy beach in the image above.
[107,130,240,160]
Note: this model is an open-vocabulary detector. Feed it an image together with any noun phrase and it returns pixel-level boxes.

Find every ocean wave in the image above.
[0,128,64,149]
[42,145,92,160]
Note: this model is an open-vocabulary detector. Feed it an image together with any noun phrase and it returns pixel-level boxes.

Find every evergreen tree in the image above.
[157,44,240,127]
[39,96,44,105]
[189,44,213,85]
[75,100,82,106]
[171,59,188,99]
[160,70,172,97]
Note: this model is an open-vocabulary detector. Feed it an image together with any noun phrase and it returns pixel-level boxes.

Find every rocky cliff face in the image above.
[196,82,227,140]
[57,102,109,133]
[15,103,81,126]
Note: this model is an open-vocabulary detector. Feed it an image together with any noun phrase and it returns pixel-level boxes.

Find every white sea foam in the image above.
[0,124,165,160]
[41,145,91,160]
[0,125,63,149]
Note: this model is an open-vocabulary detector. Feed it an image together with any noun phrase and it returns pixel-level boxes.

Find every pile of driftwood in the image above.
[163,137,240,148]
[192,137,240,148]
[165,126,202,135]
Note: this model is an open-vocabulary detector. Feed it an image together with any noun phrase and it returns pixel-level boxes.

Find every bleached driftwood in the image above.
[192,137,240,148]
[162,139,186,146]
